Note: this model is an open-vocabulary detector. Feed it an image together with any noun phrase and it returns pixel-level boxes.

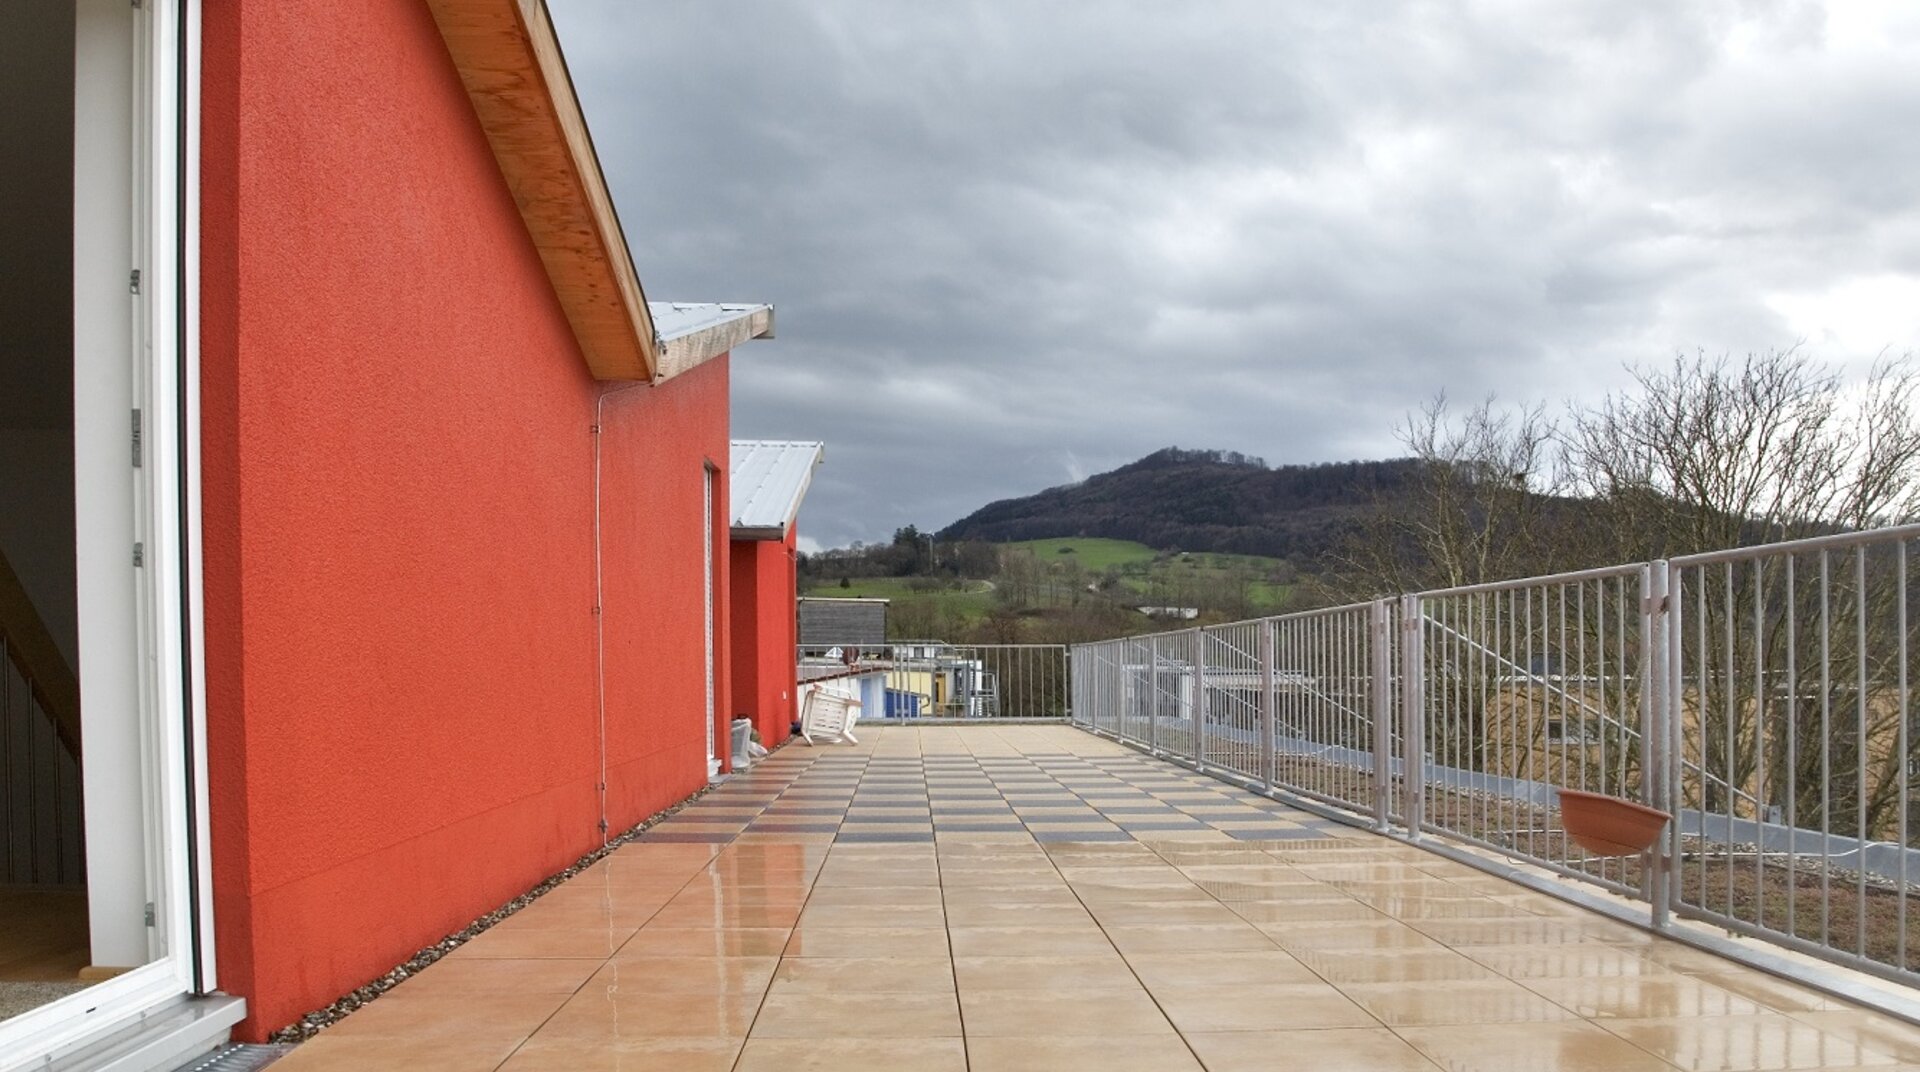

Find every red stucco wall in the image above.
[728,531,799,748]
[199,2,728,1040]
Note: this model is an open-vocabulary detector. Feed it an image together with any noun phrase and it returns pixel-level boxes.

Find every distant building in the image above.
[800,597,889,648]
[1137,606,1202,620]
[729,440,824,747]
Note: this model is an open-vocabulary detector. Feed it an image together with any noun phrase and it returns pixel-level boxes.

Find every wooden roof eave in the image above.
[426,0,661,382]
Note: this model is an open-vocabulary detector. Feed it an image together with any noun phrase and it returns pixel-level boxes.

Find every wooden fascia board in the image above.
[657,305,776,381]
[426,0,660,381]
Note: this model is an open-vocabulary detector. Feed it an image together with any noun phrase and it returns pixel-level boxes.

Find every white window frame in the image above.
[0,0,222,1064]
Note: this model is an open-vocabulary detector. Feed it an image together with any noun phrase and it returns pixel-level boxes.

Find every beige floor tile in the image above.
[1225,898,1385,923]
[949,925,1117,956]
[1399,1022,1680,1072]
[814,869,942,887]
[953,954,1138,990]
[1462,943,1681,980]
[966,1034,1204,1072]
[534,987,762,1040]
[446,925,635,960]
[1149,982,1378,1032]
[583,956,777,993]
[498,1035,744,1072]
[1257,919,1446,952]
[806,885,945,907]
[1087,901,1244,925]
[322,991,571,1042]
[267,1035,522,1072]
[1184,1028,1440,1072]
[392,956,602,995]
[1104,922,1278,954]
[770,956,956,993]
[1679,971,1854,1013]
[734,1037,967,1072]
[959,987,1175,1037]
[783,926,953,957]
[617,927,792,958]
[663,886,812,908]
[1520,975,1765,1019]
[645,901,805,929]
[1123,951,1318,987]
[1788,1010,1920,1063]
[943,903,1094,927]
[942,885,1085,907]
[941,868,1067,888]
[1292,947,1499,984]
[796,903,945,929]
[750,990,962,1038]
[1602,1014,1903,1071]
[1336,978,1581,1027]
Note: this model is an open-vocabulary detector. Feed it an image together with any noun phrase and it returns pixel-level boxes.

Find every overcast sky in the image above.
[548,1,1920,551]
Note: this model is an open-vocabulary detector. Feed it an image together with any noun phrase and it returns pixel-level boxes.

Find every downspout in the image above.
[591,379,650,844]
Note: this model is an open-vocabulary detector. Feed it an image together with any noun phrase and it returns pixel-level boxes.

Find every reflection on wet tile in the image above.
[1602,1014,1902,1071]
[1184,1028,1437,1072]
[966,1034,1204,1072]
[1400,1022,1680,1072]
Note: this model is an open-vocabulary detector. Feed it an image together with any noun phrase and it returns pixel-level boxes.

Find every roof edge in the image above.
[426,0,661,381]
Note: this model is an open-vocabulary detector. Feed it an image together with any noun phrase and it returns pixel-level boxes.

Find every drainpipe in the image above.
[592,380,651,844]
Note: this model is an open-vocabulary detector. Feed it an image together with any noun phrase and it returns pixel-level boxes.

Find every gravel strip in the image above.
[268,741,792,1043]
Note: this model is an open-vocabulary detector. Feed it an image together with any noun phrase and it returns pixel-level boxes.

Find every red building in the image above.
[0,1,779,1064]
[728,441,826,753]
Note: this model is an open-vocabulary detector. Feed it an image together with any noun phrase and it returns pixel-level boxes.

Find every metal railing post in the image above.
[1259,618,1276,794]
[1370,598,1394,831]
[1399,593,1425,839]
[1646,559,1676,929]
[1148,637,1161,756]
[1191,627,1207,772]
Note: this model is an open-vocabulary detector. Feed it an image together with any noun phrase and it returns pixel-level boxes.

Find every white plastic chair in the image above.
[800,683,861,745]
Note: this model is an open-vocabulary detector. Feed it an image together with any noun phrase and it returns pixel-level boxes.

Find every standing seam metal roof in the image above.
[729,439,824,540]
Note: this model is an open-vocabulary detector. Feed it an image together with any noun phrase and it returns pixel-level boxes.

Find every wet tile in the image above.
[1104,923,1277,954]
[499,1035,744,1072]
[1337,979,1581,1027]
[1185,1028,1438,1072]
[1399,1022,1677,1072]
[324,991,572,1042]
[617,927,792,957]
[734,1037,967,1072]
[535,987,762,1040]
[581,956,777,994]
[1521,976,1764,1019]
[1124,951,1317,987]
[959,988,1175,1037]
[949,926,1118,956]
[770,956,955,993]
[269,1035,523,1072]
[783,926,953,957]
[1151,983,1377,1032]
[966,1035,1204,1072]
[1603,1014,1902,1071]
[395,957,602,995]
[751,990,962,1038]
[797,903,945,929]
[953,954,1138,990]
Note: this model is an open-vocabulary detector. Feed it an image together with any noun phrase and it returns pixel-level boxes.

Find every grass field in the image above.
[1006,537,1160,571]
[799,576,997,621]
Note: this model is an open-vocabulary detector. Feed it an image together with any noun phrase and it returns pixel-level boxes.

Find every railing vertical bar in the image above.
[1822,548,1833,949]
[1900,538,1910,972]
[1725,560,1737,922]
[1786,553,1799,942]
[1857,543,1869,958]
[1754,557,1767,934]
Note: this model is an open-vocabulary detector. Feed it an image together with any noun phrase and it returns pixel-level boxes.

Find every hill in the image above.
[938,447,1424,561]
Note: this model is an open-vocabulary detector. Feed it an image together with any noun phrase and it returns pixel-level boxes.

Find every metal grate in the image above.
[165,1043,296,1072]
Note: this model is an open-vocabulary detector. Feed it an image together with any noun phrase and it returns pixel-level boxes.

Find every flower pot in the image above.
[1556,788,1670,857]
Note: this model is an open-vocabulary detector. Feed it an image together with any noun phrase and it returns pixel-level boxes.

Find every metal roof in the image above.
[729,439,824,540]
[648,303,776,381]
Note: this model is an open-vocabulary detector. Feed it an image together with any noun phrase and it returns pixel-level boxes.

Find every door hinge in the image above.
[131,408,142,467]
[129,268,141,294]
[144,902,156,927]
[133,542,144,568]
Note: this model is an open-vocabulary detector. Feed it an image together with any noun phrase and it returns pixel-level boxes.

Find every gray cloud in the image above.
[549,0,1920,549]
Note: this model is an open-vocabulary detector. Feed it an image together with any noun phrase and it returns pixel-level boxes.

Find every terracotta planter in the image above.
[1556,788,1670,857]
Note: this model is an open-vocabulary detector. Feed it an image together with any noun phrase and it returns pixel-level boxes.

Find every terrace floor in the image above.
[273,725,1920,1071]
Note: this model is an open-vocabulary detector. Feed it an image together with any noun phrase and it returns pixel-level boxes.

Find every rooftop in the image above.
[729,439,823,541]
[265,725,1920,1072]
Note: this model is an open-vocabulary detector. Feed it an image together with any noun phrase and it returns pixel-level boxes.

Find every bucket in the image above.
[729,718,754,770]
